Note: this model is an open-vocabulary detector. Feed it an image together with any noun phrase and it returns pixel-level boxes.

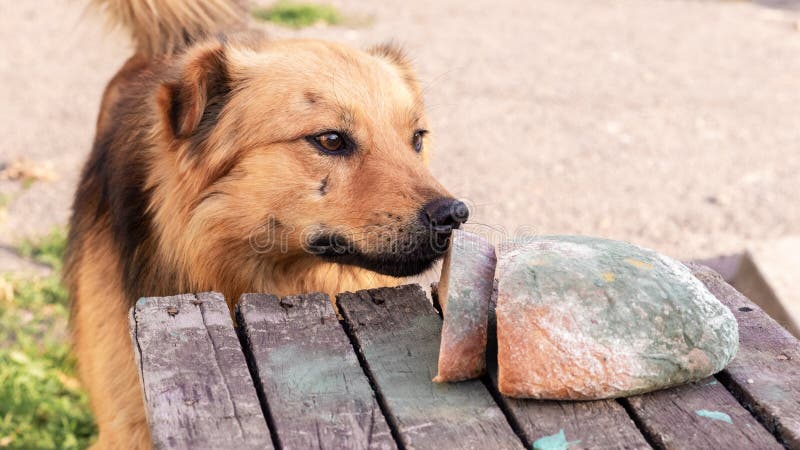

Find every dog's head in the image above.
[153,38,467,278]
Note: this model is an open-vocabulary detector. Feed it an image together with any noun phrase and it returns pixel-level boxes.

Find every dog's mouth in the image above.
[305,230,451,277]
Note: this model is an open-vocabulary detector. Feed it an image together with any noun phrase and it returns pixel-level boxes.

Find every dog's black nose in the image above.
[420,198,470,232]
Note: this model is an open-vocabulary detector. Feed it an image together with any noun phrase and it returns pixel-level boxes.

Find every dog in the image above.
[65,0,468,447]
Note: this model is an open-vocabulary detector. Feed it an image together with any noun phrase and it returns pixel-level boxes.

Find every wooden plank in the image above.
[129,292,273,450]
[691,253,742,283]
[235,292,397,450]
[337,284,525,450]
[431,281,651,450]
[733,241,800,337]
[687,263,800,448]
[495,393,650,450]
[622,377,782,449]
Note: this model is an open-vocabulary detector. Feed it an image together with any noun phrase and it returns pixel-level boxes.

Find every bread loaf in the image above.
[495,236,739,399]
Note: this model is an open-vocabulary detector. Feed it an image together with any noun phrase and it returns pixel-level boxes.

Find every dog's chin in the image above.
[306,233,448,277]
[317,251,441,277]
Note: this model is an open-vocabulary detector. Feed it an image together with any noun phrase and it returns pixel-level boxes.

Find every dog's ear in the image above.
[158,43,231,140]
[367,42,420,93]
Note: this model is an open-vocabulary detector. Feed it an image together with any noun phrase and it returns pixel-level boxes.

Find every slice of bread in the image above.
[433,230,497,382]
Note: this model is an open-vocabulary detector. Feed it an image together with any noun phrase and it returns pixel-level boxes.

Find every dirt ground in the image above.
[2,0,799,274]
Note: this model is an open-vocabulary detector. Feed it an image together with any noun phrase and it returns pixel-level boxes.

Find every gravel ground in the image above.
[1,0,799,274]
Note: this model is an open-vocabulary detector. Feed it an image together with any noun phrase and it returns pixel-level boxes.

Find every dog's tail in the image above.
[90,0,246,57]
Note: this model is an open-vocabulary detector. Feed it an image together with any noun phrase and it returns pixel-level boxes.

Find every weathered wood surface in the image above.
[236,292,396,450]
[497,387,651,450]
[431,281,651,449]
[337,284,525,450]
[622,377,782,449]
[129,266,800,450]
[129,292,272,450]
[688,263,800,449]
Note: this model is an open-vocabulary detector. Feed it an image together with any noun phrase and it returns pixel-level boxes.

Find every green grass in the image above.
[18,228,67,272]
[252,1,341,28]
[0,228,97,449]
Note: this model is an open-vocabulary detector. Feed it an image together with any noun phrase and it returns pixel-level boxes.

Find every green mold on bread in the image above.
[495,236,739,399]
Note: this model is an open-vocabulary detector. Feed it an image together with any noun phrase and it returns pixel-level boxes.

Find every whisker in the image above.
[462,221,506,235]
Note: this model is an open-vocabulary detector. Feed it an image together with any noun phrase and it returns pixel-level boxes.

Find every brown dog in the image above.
[65,0,467,447]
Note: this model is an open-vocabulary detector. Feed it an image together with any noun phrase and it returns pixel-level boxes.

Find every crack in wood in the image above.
[234,303,284,450]
[337,293,407,450]
[197,294,246,440]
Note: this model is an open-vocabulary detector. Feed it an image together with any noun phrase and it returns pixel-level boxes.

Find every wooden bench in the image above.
[129,264,800,449]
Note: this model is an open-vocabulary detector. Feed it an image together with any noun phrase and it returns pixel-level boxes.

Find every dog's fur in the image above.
[67,0,459,448]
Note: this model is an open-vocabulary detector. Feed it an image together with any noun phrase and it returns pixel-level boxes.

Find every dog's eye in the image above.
[412,130,427,153]
[310,131,350,154]
[317,132,344,152]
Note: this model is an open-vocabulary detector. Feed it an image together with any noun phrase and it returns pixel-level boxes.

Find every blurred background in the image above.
[1,0,798,447]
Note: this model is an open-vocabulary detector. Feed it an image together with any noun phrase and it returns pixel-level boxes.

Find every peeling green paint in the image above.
[263,344,373,400]
[695,409,733,424]
[532,429,580,450]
